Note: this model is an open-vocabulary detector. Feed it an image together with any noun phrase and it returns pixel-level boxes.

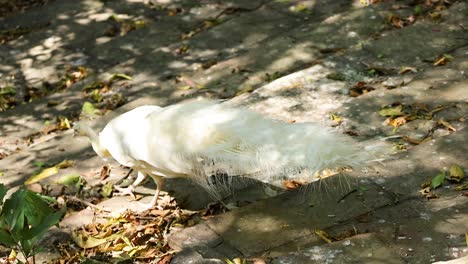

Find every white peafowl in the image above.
[76,100,385,210]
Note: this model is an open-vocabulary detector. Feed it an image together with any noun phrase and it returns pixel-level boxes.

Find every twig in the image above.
[336,189,357,203]
[66,196,111,213]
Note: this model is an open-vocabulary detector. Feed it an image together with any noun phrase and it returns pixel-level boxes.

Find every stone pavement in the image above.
[0,0,467,263]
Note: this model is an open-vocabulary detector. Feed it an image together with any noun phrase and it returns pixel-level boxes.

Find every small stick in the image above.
[337,189,357,203]
[67,196,111,213]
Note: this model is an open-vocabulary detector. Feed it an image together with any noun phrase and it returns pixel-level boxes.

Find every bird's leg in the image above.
[148,176,164,209]
[114,171,147,199]
[135,175,164,211]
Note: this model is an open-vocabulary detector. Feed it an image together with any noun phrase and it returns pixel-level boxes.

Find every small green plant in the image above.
[0,184,64,264]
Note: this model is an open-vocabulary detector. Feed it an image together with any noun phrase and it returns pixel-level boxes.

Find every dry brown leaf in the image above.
[158,254,173,264]
[388,116,407,127]
[389,15,404,28]
[99,165,111,180]
[282,179,304,189]
[334,229,358,240]
[349,82,376,97]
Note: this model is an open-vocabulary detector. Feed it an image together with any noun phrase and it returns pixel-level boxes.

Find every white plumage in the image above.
[76,100,382,209]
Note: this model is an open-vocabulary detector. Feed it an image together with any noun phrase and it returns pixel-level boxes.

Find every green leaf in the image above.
[358,186,368,191]
[91,89,103,103]
[21,238,34,258]
[431,172,445,189]
[0,184,7,205]
[2,187,26,235]
[378,105,404,117]
[414,5,423,15]
[34,161,46,168]
[55,174,82,186]
[0,229,16,247]
[23,190,56,227]
[23,210,64,241]
[0,86,16,95]
[100,182,113,198]
[81,101,100,116]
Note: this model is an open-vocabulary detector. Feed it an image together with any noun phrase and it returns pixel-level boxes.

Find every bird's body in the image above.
[77,100,382,209]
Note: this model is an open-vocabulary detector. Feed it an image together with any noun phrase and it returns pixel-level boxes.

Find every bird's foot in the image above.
[113,185,136,199]
[136,202,164,211]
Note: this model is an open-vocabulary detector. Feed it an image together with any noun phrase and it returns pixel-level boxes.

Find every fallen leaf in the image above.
[455,183,468,191]
[91,89,103,103]
[330,113,343,124]
[399,66,417,74]
[81,101,101,116]
[389,14,404,28]
[110,73,132,81]
[315,229,333,243]
[72,230,121,249]
[236,85,255,96]
[56,160,75,169]
[433,54,453,66]
[100,165,111,180]
[387,116,407,127]
[282,179,304,189]
[34,161,46,168]
[176,44,189,54]
[25,167,59,184]
[431,172,445,189]
[177,85,192,90]
[420,180,431,189]
[55,174,82,186]
[447,164,464,183]
[25,160,76,184]
[438,119,456,132]
[379,104,404,117]
[57,116,71,130]
[158,254,173,264]
[349,82,376,97]
[100,182,114,198]
[83,81,106,91]
[419,186,431,195]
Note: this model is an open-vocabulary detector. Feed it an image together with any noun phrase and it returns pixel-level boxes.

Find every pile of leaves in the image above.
[54,208,197,263]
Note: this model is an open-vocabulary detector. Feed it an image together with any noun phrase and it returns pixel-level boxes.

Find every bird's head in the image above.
[74,122,112,159]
